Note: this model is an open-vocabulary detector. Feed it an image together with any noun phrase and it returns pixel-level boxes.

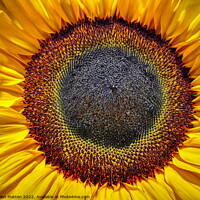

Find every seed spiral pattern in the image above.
[23,19,194,185]
[60,46,162,148]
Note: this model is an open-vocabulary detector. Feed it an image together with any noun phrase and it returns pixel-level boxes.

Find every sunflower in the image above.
[0,0,200,199]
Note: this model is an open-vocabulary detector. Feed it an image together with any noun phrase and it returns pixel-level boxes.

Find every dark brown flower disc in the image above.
[23,19,194,185]
[60,46,162,148]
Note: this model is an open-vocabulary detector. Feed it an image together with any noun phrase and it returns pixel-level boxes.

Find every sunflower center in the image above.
[59,46,162,148]
[24,19,194,186]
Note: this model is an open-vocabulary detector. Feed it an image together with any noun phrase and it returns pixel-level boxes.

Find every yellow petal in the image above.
[40,0,62,31]
[0,73,24,85]
[45,176,65,200]
[95,0,118,19]
[0,84,23,108]
[44,174,65,199]
[0,138,38,159]
[0,124,28,145]
[51,0,76,24]
[0,48,29,68]
[5,0,53,34]
[178,147,200,165]
[79,0,117,20]
[183,135,200,147]
[0,9,11,24]
[8,159,62,197]
[117,0,145,22]
[189,55,200,78]
[172,12,200,44]
[192,75,200,87]
[92,183,147,200]
[1,66,24,80]
[52,0,82,24]
[10,98,24,112]
[30,0,61,32]
[192,86,200,93]
[172,155,200,173]
[59,177,97,199]
[165,1,200,43]
[190,115,200,130]
[140,0,161,29]
[0,107,27,125]
[0,10,40,54]
[92,184,114,200]
[183,48,200,70]
[165,165,200,200]
[153,0,181,36]
[0,38,35,55]
[78,0,97,19]
[136,177,173,200]
[154,172,176,200]
[13,169,60,196]
[123,183,149,200]
[0,150,44,195]
[180,40,200,61]
[1,0,46,39]
[112,184,134,200]
[187,13,200,41]
[190,126,200,133]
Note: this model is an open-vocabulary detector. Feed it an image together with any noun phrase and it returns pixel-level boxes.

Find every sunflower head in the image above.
[0,0,200,199]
